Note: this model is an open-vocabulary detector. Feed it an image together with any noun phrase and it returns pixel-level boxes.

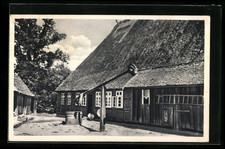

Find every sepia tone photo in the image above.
[8,15,210,142]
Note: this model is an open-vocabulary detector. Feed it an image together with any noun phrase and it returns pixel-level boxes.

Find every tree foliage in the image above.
[14,19,71,112]
[37,64,71,111]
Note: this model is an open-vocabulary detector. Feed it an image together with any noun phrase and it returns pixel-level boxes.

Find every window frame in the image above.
[142,89,150,105]
[95,91,101,107]
[61,93,65,105]
[81,94,87,106]
[75,92,80,106]
[111,96,117,108]
[67,92,71,105]
[106,91,112,108]
[116,90,123,108]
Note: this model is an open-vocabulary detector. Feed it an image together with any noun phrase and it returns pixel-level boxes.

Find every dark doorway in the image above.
[14,92,17,111]
[87,94,93,114]
[132,89,142,123]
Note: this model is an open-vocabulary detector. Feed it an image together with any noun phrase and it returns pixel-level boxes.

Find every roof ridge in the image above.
[138,61,204,72]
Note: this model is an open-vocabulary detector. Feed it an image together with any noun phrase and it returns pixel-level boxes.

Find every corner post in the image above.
[100,85,106,131]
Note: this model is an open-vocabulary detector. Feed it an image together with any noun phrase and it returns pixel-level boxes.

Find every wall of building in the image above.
[56,91,87,116]
[91,89,124,122]
[151,85,204,132]
[56,85,203,132]
[124,85,204,132]
[57,89,125,121]
[14,91,36,115]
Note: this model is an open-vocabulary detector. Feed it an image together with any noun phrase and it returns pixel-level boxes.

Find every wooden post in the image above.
[100,85,106,132]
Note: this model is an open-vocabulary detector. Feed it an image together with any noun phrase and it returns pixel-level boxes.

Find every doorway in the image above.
[132,89,151,124]
[132,89,142,123]
[87,94,93,114]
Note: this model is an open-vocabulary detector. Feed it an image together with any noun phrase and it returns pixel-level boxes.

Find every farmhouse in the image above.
[56,20,204,132]
[14,73,37,115]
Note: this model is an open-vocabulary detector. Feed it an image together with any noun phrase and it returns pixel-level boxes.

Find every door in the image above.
[155,95,174,128]
[33,99,37,113]
[26,97,31,114]
[87,94,93,114]
[132,89,142,123]
[162,106,173,127]
[17,94,23,115]
[142,89,151,124]
[123,89,132,122]
[156,94,203,132]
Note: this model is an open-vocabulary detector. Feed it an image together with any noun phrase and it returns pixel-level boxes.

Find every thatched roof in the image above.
[105,72,133,89]
[56,20,204,91]
[14,73,34,96]
[124,62,204,88]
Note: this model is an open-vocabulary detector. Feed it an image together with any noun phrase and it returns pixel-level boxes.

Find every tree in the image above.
[37,64,71,111]
[14,19,70,112]
[15,19,68,64]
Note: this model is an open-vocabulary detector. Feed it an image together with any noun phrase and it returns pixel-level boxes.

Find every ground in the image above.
[13,113,201,136]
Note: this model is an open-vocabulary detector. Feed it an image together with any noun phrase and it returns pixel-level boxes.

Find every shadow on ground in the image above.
[29,120,61,123]
[14,117,35,128]
[80,125,99,132]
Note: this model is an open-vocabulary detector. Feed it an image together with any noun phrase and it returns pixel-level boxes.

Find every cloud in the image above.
[71,35,91,48]
[46,35,96,71]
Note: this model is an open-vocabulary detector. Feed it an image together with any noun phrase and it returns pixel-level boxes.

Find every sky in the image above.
[41,19,117,71]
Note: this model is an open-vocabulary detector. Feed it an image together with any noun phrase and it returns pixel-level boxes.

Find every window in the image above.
[75,92,80,105]
[116,91,123,108]
[81,94,87,106]
[61,93,65,105]
[106,91,112,108]
[156,95,203,105]
[163,109,169,123]
[95,91,101,107]
[142,89,150,105]
[67,92,71,105]
[111,96,116,107]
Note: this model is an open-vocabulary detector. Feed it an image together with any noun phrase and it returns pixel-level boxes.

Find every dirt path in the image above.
[14,113,178,136]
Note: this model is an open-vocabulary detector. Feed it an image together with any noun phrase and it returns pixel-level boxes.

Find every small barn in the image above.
[56,20,204,132]
[14,73,37,115]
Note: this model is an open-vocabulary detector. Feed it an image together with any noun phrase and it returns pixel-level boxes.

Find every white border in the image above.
[9,15,210,142]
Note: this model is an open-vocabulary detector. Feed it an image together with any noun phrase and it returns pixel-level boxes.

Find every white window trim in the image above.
[81,94,87,106]
[106,91,112,108]
[95,91,101,107]
[67,92,71,105]
[61,93,65,105]
[116,91,123,108]
[142,89,150,105]
[111,96,117,108]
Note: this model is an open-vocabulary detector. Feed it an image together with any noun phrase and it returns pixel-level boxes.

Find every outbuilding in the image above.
[14,73,37,115]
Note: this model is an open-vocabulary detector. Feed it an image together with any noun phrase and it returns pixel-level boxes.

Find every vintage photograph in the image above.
[8,15,210,142]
